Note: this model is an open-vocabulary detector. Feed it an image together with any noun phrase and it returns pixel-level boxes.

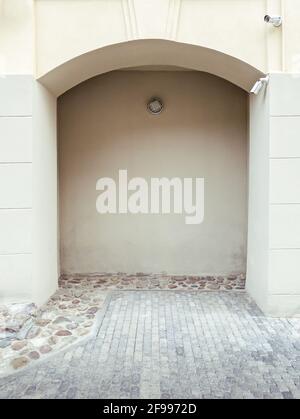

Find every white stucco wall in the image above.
[247,73,300,317]
[0,0,300,315]
[34,0,281,76]
[3,0,300,78]
[58,71,248,275]
[0,1,34,305]
[0,75,33,303]
[0,77,58,305]
[267,73,300,316]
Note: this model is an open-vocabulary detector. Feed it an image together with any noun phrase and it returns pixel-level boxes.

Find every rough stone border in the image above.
[0,292,113,379]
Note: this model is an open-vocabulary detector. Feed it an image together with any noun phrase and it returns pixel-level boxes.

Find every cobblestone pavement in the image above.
[0,274,245,375]
[0,291,300,399]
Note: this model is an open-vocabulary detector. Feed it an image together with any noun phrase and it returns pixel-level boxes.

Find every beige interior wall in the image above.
[58,71,248,275]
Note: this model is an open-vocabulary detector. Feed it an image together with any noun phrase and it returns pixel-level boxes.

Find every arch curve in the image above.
[38,39,264,97]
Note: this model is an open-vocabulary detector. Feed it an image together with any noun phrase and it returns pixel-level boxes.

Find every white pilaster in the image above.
[0,75,34,302]
[247,73,300,317]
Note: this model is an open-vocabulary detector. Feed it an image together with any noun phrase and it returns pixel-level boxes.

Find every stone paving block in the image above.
[0,291,300,399]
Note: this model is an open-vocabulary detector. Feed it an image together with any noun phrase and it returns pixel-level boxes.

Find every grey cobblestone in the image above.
[0,291,300,399]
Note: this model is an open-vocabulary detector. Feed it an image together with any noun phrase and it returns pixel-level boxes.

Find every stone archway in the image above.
[32,39,265,303]
[38,39,264,96]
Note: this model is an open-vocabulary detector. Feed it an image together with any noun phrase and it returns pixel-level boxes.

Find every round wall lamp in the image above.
[147,97,164,115]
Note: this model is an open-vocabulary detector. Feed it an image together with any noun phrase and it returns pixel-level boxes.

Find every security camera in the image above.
[250,76,270,95]
[250,80,263,95]
[264,15,282,27]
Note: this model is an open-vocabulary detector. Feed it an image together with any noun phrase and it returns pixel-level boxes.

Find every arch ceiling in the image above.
[38,39,265,97]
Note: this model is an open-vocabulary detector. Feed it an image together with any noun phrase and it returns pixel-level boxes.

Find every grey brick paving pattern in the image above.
[0,291,300,399]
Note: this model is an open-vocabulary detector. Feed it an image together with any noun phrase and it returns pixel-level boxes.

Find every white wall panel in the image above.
[0,117,32,162]
[0,254,32,302]
[270,159,300,203]
[0,76,32,116]
[0,209,32,254]
[0,164,32,208]
[270,204,300,248]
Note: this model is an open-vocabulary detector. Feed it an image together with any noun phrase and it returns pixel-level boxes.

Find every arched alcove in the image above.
[31,38,268,310]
